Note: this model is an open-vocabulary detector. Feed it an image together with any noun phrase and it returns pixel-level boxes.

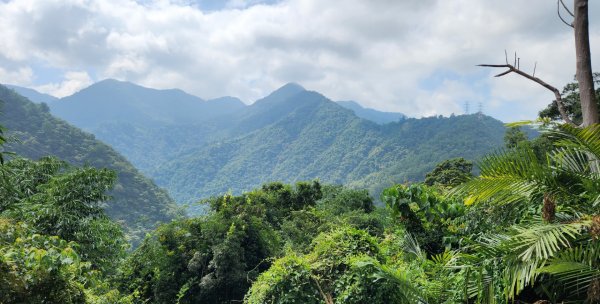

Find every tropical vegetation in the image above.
[1,11,599,300]
[0,84,181,245]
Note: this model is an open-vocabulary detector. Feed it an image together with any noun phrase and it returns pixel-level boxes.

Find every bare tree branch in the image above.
[478,61,577,126]
[558,0,575,28]
[560,0,574,17]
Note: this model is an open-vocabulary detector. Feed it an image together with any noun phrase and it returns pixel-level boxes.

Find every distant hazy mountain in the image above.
[39,79,246,173]
[337,100,405,124]
[3,84,59,105]
[0,84,180,244]
[19,80,507,207]
[52,79,245,130]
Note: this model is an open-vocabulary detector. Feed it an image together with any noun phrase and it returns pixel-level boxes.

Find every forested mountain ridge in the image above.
[0,84,180,244]
[11,80,507,206]
[42,79,246,173]
[153,88,506,203]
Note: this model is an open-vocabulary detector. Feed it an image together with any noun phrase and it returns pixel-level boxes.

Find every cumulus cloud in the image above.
[0,0,598,120]
[34,71,93,97]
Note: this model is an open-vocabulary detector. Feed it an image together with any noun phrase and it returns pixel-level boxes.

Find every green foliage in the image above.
[0,219,135,304]
[120,181,389,303]
[0,84,180,245]
[0,219,88,304]
[245,227,422,304]
[455,124,600,303]
[11,77,600,303]
[504,126,528,149]
[424,157,473,188]
[318,185,374,214]
[118,181,325,304]
[244,253,321,304]
[0,157,127,273]
[382,183,466,254]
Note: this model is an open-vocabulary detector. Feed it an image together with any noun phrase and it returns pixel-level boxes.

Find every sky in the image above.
[0,0,599,122]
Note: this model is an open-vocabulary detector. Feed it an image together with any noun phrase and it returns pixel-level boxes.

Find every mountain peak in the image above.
[278,82,305,92]
[91,78,139,90]
[253,82,306,106]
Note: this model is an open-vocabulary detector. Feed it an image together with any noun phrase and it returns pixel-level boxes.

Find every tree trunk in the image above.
[574,0,599,126]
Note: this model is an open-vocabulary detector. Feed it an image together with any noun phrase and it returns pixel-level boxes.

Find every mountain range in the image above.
[6,80,507,207]
[0,84,180,244]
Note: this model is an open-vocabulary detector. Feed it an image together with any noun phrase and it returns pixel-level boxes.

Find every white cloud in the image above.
[0,65,33,85]
[35,71,93,97]
[0,0,598,121]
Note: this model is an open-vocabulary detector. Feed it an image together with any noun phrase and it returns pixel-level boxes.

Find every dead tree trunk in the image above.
[481,0,598,127]
[574,0,598,126]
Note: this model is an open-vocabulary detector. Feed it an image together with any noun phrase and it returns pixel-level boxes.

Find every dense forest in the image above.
[2,1,599,302]
[17,80,506,205]
[0,85,181,245]
[1,75,599,302]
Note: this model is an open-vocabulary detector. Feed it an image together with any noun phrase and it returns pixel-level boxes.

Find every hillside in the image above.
[42,79,245,172]
[0,84,180,244]
[15,81,507,206]
[153,88,506,203]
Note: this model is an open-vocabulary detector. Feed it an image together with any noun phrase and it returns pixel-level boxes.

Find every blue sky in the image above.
[0,0,598,122]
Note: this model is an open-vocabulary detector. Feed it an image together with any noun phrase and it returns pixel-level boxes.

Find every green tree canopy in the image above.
[424,157,473,188]
[504,126,528,149]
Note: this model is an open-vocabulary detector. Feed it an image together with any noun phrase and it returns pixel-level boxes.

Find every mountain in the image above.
[4,84,59,105]
[51,79,245,130]
[152,88,506,203]
[18,81,507,207]
[46,79,246,173]
[337,100,405,124]
[0,84,181,245]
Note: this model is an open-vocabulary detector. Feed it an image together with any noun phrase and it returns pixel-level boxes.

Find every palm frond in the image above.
[548,124,600,165]
[466,220,591,299]
[537,242,600,296]
[454,148,552,206]
[478,148,548,180]
[509,221,589,261]
[402,232,426,262]
[457,176,537,206]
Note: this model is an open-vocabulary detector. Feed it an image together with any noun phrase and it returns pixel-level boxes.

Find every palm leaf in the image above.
[453,148,553,206]
[466,220,590,299]
[548,124,600,165]
[509,221,588,261]
[537,241,600,296]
